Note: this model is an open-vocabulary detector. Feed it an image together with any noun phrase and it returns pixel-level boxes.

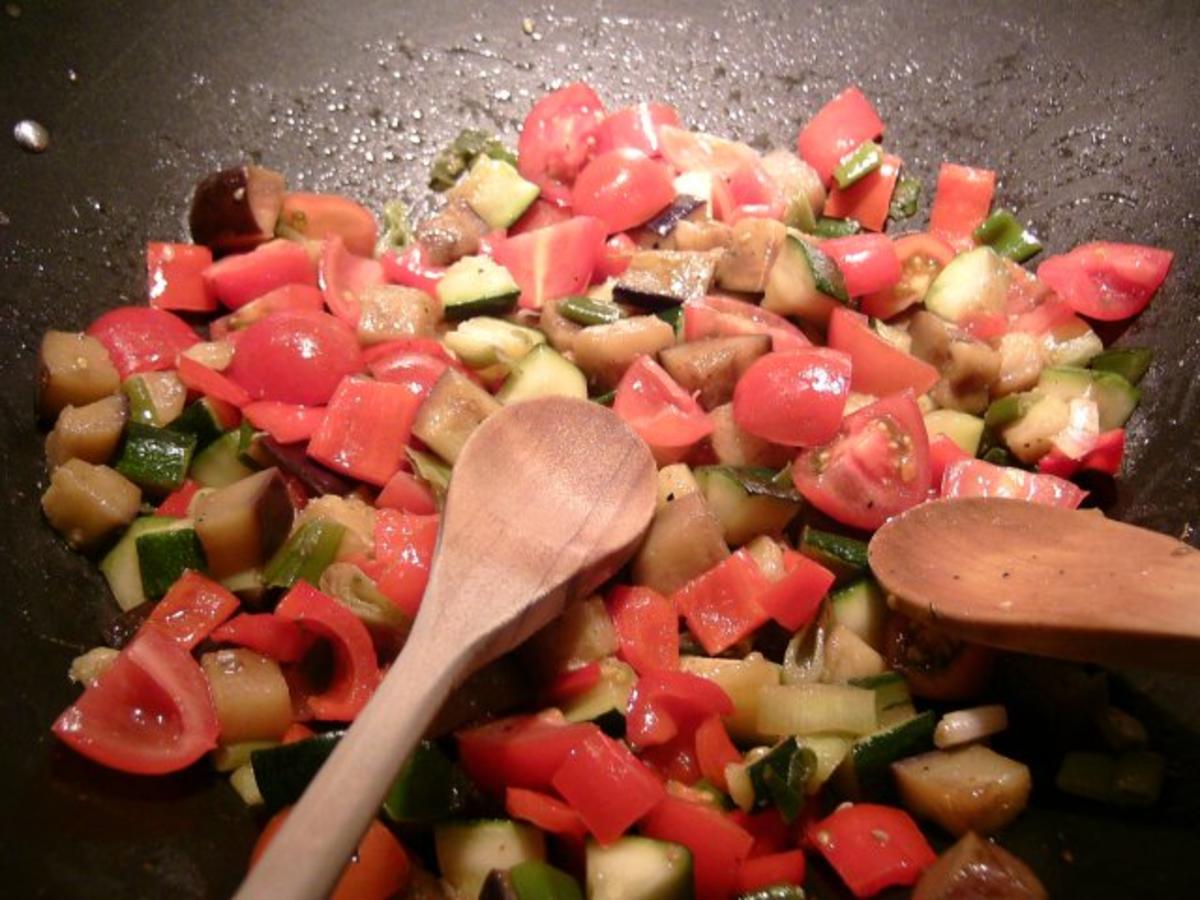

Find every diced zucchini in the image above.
[656,463,701,510]
[763,230,848,325]
[994,331,1047,397]
[123,371,187,426]
[1000,393,1070,463]
[435,820,546,900]
[849,672,912,717]
[1095,706,1149,752]
[796,733,853,794]
[560,658,635,730]
[923,409,985,455]
[1056,750,1165,808]
[822,625,886,682]
[924,246,1009,323]
[262,519,345,589]
[743,534,786,581]
[893,744,1031,835]
[407,447,452,502]
[744,737,817,821]
[586,836,693,900]
[693,466,800,546]
[659,335,771,410]
[45,394,128,469]
[631,492,729,595]
[193,468,294,579]
[484,861,583,900]
[229,764,264,806]
[1041,318,1104,367]
[497,344,587,404]
[251,731,345,810]
[384,740,479,824]
[757,683,878,737]
[444,316,546,370]
[681,654,781,743]
[828,578,888,651]
[1037,365,1140,431]
[1089,347,1152,385]
[100,516,191,610]
[115,422,196,493]
[201,648,292,743]
[190,429,257,488]
[613,250,717,309]
[453,155,540,230]
[798,526,868,583]
[437,255,520,321]
[292,494,375,560]
[412,367,502,463]
[572,316,676,391]
[169,397,237,451]
[136,525,206,600]
[38,330,120,419]
[522,595,618,679]
[984,391,1036,430]
[715,218,786,293]
[834,711,936,800]
[211,740,278,773]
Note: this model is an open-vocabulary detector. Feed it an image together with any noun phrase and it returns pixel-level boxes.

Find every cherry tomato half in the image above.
[572,149,676,234]
[517,82,607,204]
[733,348,851,447]
[227,309,363,406]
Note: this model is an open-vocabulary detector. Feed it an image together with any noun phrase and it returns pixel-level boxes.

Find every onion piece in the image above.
[934,704,1009,749]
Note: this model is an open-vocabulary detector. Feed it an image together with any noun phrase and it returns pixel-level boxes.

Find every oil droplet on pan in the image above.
[14,119,50,153]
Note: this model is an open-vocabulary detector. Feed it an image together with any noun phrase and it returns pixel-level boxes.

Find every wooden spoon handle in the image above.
[235,624,469,900]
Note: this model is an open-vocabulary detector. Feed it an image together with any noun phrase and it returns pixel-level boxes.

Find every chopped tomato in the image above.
[367,346,455,399]
[735,850,807,893]
[626,670,733,747]
[1036,241,1173,322]
[597,232,638,280]
[218,284,326,335]
[517,82,607,204]
[884,615,995,701]
[457,713,600,796]
[861,232,956,320]
[146,571,239,650]
[807,803,935,897]
[572,149,676,234]
[820,233,901,298]
[827,307,939,397]
[641,795,755,900]
[551,730,666,845]
[694,715,740,792]
[594,102,681,157]
[379,242,446,296]
[658,125,759,178]
[147,242,216,312]
[156,480,200,518]
[279,192,378,258]
[505,787,587,840]
[227,309,363,406]
[793,390,932,531]
[795,87,885,185]
[683,295,810,352]
[243,401,327,445]
[1080,427,1125,475]
[823,153,902,232]
[607,585,679,674]
[177,355,252,408]
[491,215,607,310]
[508,198,573,236]
[928,163,996,251]
[375,469,437,515]
[733,348,851,447]
[941,458,1087,508]
[614,356,713,462]
[253,811,411,900]
[211,613,314,663]
[86,306,200,379]
[52,625,219,775]
[320,235,385,325]
[274,582,381,721]
[1004,259,1051,315]
[202,239,318,310]
[368,511,438,617]
[928,434,972,489]
[306,377,423,486]
[671,549,772,655]
[756,549,836,631]
[724,160,786,222]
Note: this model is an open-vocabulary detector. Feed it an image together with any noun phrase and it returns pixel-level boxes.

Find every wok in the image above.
[1,0,1198,896]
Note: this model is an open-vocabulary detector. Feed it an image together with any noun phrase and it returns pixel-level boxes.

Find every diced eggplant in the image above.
[641,194,706,239]
[893,744,1032,837]
[656,463,701,510]
[41,460,141,549]
[715,218,787,293]
[38,331,121,419]
[356,285,441,345]
[613,250,717,309]
[189,164,287,253]
[427,656,532,737]
[521,595,618,679]
[45,394,128,469]
[253,436,353,497]
[412,367,501,464]
[708,403,793,468]
[193,468,294,578]
[931,341,1002,415]
[913,832,1047,900]
[293,494,376,560]
[908,310,953,368]
[659,335,770,410]
[319,562,412,657]
[994,332,1046,397]
[631,491,729,595]
[539,298,585,354]
[572,316,676,390]
[201,649,292,743]
[665,219,734,252]
[416,198,491,266]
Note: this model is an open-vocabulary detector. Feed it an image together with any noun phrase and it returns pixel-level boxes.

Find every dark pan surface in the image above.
[2,1,1199,896]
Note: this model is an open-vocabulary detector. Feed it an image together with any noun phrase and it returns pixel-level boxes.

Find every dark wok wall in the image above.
[1,1,1198,896]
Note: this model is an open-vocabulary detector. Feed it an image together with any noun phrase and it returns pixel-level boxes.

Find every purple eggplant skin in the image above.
[189,165,287,254]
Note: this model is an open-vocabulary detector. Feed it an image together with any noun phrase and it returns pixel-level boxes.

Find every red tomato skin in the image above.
[87,306,200,379]
[941,458,1087,509]
[1037,241,1173,322]
[929,435,972,490]
[572,150,675,234]
[306,377,423,486]
[220,284,326,334]
[641,796,755,900]
[683,295,810,351]
[491,215,607,309]
[320,235,385,325]
[607,585,679,675]
[735,851,807,894]
[509,198,573,236]
[243,401,327,445]
[793,390,932,532]
[52,625,219,775]
[671,549,772,655]
[517,83,607,201]
[733,348,852,447]
[807,803,935,897]
[177,355,252,408]
[379,243,446,296]
[820,233,901,298]
[827,307,940,397]
[375,469,437,515]
[594,102,682,157]
[457,713,600,797]
[756,550,836,631]
[823,153,902,232]
[228,309,363,406]
[551,731,666,845]
[613,356,714,460]
[203,239,318,310]
[505,787,588,840]
[597,233,637,280]
[146,571,240,650]
[210,613,314,663]
[280,192,378,258]
[861,232,956,320]
[147,242,216,312]
[796,87,885,185]
[929,163,996,250]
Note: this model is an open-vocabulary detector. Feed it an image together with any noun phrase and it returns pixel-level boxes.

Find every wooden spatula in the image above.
[869,497,1200,671]
[236,396,657,900]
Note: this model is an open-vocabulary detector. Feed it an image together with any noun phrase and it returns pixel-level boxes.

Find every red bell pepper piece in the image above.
[1038,428,1125,478]
[551,730,666,845]
[594,102,682,157]
[672,549,772,655]
[203,239,319,310]
[641,795,755,900]
[177,355,252,408]
[367,349,453,399]
[369,511,438,618]
[457,713,600,796]
[806,803,935,898]
[694,715,740,792]
[639,732,703,785]
[86,306,200,379]
[823,153,902,232]
[321,235,386,326]
[281,722,315,744]
[243,401,327,444]
[929,435,973,491]
[796,87,885,185]
[820,233,901,298]
[544,662,602,704]
[210,613,314,663]
[756,549,835,631]
[505,787,588,840]
[274,582,381,721]
[929,163,996,251]
[735,850,807,894]
[375,469,437,515]
[607,585,679,675]
[626,670,734,747]
[380,243,446,296]
[147,242,216,312]
[156,480,200,518]
[730,808,791,857]
[942,458,1087,509]
[306,377,424,486]
[221,284,326,333]
[145,571,240,650]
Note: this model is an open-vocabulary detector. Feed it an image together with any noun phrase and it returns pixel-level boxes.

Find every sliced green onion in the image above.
[810,216,862,239]
[745,737,817,822]
[832,141,883,189]
[973,209,1043,262]
[888,175,922,220]
[262,519,345,589]
[558,295,624,327]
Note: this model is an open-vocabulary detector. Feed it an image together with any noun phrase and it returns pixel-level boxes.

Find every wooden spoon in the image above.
[236,396,657,900]
[869,497,1200,671]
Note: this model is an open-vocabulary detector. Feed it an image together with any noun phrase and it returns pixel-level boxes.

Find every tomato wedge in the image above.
[508,198,573,236]
[202,239,319,310]
[320,235,385,325]
[928,163,996,251]
[827,307,939,397]
[860,233,955,320]
[614,355,713,462]
[594,102,681,157]
[820,233,901,298]
[941,458,1087,508]
[571,149,675,234]
[279,192,378,258]
[732,348,851,447]
[683,295,810,351]
[793,391,932,531]
[146,571,240,650]
[379,242,446,296]
[1036,241,1173,322]
[52,625,219,775]
[517,82,607,204]
[490,216,606,310]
